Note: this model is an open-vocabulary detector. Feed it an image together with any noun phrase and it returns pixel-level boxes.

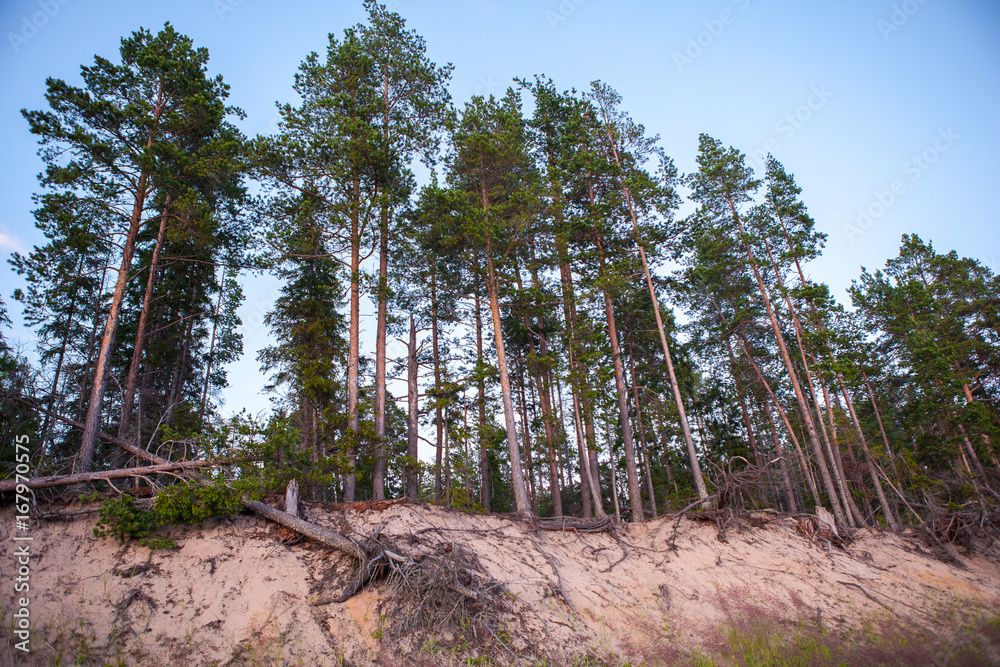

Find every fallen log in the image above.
[241,499,367,561]
[527,515,614,533]
[0,459,216,492]
[15,397,167,465]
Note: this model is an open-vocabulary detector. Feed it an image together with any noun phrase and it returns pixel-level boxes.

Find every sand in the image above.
[2,501,998,665]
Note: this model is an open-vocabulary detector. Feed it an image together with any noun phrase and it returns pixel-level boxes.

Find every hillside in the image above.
[3,500,1000,666]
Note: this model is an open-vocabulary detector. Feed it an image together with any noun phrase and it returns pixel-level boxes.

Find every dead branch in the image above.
[526,515,614,534]
[0,460,216,492]
[15,397,167,465]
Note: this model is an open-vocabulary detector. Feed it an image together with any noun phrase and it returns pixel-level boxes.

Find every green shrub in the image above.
[92,480,241,547]
[93,496,156,544]
[153,481,242,526]
[138,536,177,550]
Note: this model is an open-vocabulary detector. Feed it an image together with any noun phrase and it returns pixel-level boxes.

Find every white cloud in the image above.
[0,229,25,254]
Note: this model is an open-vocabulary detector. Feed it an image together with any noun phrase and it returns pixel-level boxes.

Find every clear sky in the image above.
[1,0,998,419]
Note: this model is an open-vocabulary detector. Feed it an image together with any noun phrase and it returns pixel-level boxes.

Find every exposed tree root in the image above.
[243,495,514,651]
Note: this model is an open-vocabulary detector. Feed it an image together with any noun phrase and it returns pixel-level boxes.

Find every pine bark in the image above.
[344,177,362,503]
[406,315,419,501]
[627,336,658,518]
[373,203,389,501]
[79,177,151,472]
[431,267,443,502]
[474,279,490,512]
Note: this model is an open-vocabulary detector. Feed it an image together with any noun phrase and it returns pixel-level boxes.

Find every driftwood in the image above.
[0,459,216,492]
[15,397,167,465]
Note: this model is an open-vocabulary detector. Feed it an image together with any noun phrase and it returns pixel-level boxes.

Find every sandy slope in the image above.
[1,501,998,665]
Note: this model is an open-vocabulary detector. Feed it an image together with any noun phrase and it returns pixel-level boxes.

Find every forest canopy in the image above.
[3,3,999,534]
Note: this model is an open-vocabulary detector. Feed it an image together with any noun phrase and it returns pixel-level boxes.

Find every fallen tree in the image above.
[0,460,216,492]
[15,397,167,465]
[242,487,512,642]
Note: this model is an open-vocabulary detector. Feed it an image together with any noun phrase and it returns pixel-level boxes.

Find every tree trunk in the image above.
[516,356,537,511]
[514,254,561,515]
[165,277,197,430]
[559,255,603,516]
[37,252,84,467]
[431,267,443,503]
[344,177,362,503]
[474,277,490,512]
[119,199,172,445]
[199,264,226,424]
[605,416,622,522]
[373,202,389,501]
[284,479,300,519]
[627,335,657,519]
[863,371,898,467]
[596,242,643,522]
[838,376,897,529]
[485,253,531,515]
[406,315,419,501]
[0,459,214,492]
[819,380,866,527]
[78,168,151,472]
[762,400,798,513]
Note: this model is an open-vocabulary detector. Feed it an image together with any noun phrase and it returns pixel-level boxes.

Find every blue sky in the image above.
[1,0,998,418]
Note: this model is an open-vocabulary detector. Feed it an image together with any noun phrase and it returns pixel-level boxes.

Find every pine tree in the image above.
[685,135,847,528]
[850,235,1000,479]
[358,0,452,500]
[21,24,242,471]
[439,90,540,515]
[254,27,381,500]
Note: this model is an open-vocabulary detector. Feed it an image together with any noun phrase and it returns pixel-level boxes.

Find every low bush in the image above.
[92,480,241,547]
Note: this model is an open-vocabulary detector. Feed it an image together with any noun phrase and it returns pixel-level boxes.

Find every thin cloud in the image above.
[0,229,26,254]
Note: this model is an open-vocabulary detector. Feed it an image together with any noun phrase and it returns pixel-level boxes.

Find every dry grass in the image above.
[621,585,1000,667]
